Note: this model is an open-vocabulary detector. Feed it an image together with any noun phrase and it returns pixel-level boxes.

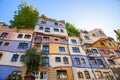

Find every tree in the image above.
[10,1,39,29]
[115,29,120,42]
[21,48,41,74]
[66,22,80,36]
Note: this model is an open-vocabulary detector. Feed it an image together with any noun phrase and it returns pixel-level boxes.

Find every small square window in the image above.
[71,39,77,44]
[77,72,84,79]
[75,58,80,65]
[18,43,28,49]
[39,26,43,30]
[54,22,58,26]
[84,36,90,40]
[72,47,80,53]
[81,58,86,64]
[24,35,31,39]
[0,33,8,38]
[54,29,59,32]
[11,54,19,62]
[59,47,65,52]
[100,50,105,54]
[108,59,115,65]
[100,42,105,46]
[43,37,49,41]
[92,49,98,54]
[17,34,23,38]
[95,71,103,79]
[63,57,69,64]
[45,28,50,32]
[55,57,61,62]
[42,57,49,67]
[4,42,9,46]
[57,70,67,79]
[90,58,97,65]
[55,38,58,41]
[0,42,3,46]
[61,29,64,33]
[84,71,91,79]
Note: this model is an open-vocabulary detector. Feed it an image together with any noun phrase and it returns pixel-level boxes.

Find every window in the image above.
[57,70,67,79]
[0,53,2,59]
[55,38,58,41]
[39,26,43,30]
[95,71,103,79]
[0,42,3,46]
[97,59,105,68]
[41,21,46,24]
[103,72,111,80]
[11,54,19,62]
[34,45,40,50]
[59,47,65,52]
[108,42,112,46]
[18,43,28,49]
[81,58,86,64]
[42,57,49,67]
[108,59,115,65]
[0,33,8,38]
[34,37,42,41]
[92,33,96,37]
[54,29,59,32]
[84,36,90,40]
[45,28,50,32]
[42,45,49,54]
[99,31,103,34]
[63,57,69,64]
[61,29,64,33]
[12,71,22,75]
[115,51,120,55]
[100,42,105,46]
[24,35,31,39]
[17,34,23,38]
[77,72,84,79]
[43,37,49,41]
[54,22,58,26]
[75,58,80,65]
[100,50,105,54]
[55,57,61,62]
[90,58,97,65]
[4,42,9,46]
[71,39,77,44]
[72,47,80,53]
[92,49,98,54]
[40,72,47,79]
[84,71,91,79]
[32,72,47,79]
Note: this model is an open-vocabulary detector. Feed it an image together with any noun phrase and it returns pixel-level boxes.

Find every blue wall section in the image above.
[0,65,17,80]
[71,55,91,68]
[87,57,108,69]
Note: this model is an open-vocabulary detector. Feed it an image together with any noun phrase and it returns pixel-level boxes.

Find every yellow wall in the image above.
[55,67,73,80]
[49,43,69,54]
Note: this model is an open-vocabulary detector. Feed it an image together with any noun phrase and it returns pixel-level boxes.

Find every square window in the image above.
[92,49,98,54]
[17,34,23,38]
[34,37,42,41]
[4,42,9,46]
[61,29,64,33]
[39,26,43,30]
[54,22,58,26]
[90,58,97,65]
[84,71,91,79]
[75,58,80,65]
[57,70,67,79]
[63,57,69,64]
[81,58,86,64]
[108,59,115,65]
[42,57,49,67]
[34,45,40,50]
[0,53,3,59]
[100,42,105,46]
[97,59,105,68]
[54,29,59,32]
[18,43,28,49]
[84,36,90,40]
[59,47,65,52]
[72,47,80,53]
[55,57,61,62]
[41,21,46,24]
[0,42,3,46]
[77,72,84,79]
[43,37,49,41]
[0,33,8,38]
[55,38,58,41]
[42,45,49,54]
[95,71,103,79]
[71,39,77,44]
[45,28,50,32]
[11,54,19,62]
[100,50,105,54]
[24,35,31,39]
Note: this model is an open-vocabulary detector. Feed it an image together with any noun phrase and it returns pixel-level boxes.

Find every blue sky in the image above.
[0,0,120,40]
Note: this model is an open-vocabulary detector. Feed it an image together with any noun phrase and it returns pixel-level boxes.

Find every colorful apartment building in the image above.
[0,19,120,80]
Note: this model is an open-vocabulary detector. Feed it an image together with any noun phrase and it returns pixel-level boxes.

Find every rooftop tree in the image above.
[66,22,80,36]
[10,1,39,28]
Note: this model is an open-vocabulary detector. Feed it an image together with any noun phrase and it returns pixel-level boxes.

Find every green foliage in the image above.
[7,74,22,80]
[10,1,39,29]
[66,22,80,36]
[107,36,114,41]
[41,14,47,19]
[21,48,41,74]
[115,29,120,42]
